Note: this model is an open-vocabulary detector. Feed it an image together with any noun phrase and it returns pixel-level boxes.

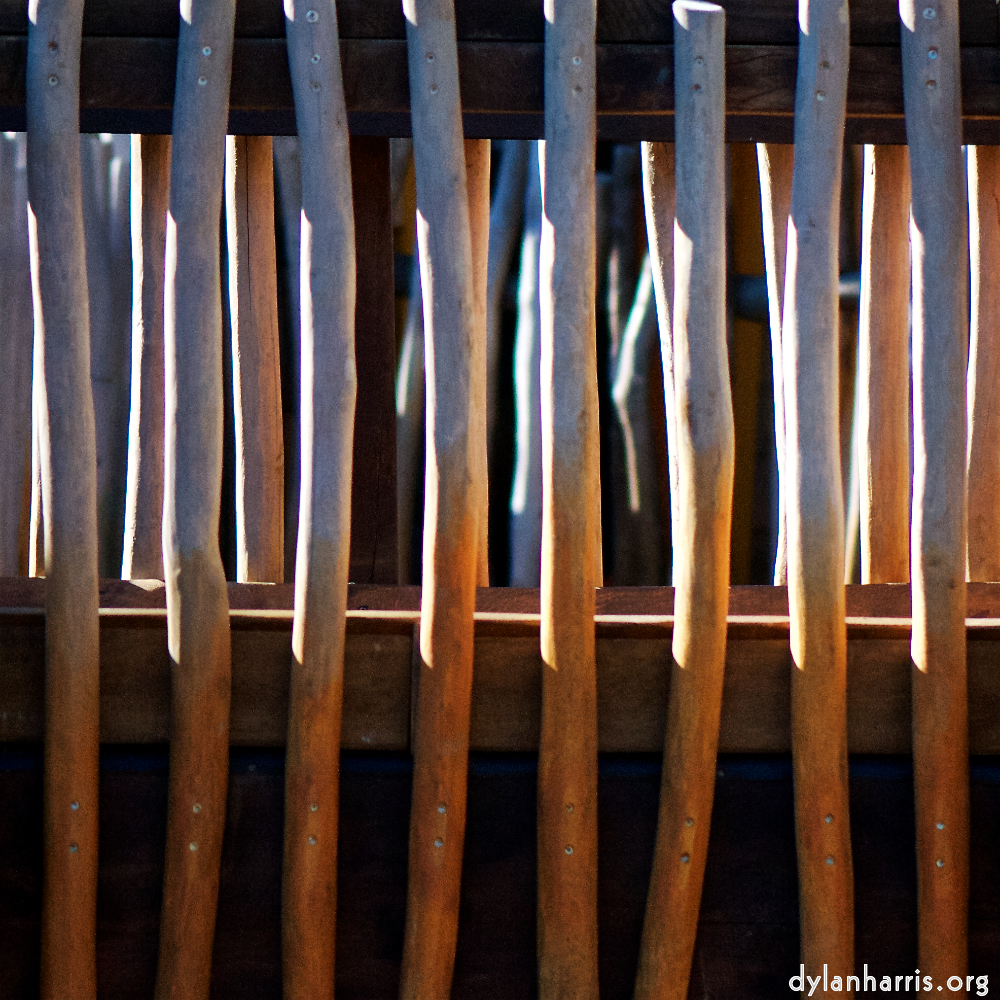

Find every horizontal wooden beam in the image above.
[0,36,999,140]
[3,579,1000,754]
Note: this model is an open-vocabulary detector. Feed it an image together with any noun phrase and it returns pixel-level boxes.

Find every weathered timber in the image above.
[537,1,600,996]
[399,1,480,997]
[634,6,732,998]
[281,0,356,995]
[157,0,236,995]
[26,0,100,993]
[900,0,970,982]
[782,0,854,982]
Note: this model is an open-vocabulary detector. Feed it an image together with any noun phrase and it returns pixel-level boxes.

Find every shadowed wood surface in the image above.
[26,0,101,993]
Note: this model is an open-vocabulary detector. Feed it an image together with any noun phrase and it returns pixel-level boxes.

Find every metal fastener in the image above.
[306,8,318,20]
[435,838,444,848]
[311,54,320,64]
[198,77,207,86]
[202,46,212,56]
[565,845,573,855]
[190,842,198,851]
[47,75,58,86]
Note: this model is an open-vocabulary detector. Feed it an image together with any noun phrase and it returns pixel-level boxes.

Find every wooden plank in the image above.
[156,0,236,995]
[281,0,356,994]
[399,1,481,996]
[634,7,732,998]
[537,1,600,996]
[26,0,101,991]
[901,0,971,983]
[226,134,284,584]
[782,0,854,983]
[122,134,170,581]
[348,136,396,584]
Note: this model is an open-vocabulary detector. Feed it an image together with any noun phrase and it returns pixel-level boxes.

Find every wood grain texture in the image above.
[281,0,356,995]
[967,144,1000,583]
[26,0,101,992]
[782,0,854,984]
[122,133,170,581]
[348,136,397,584]
[537,1,600,996]
[641,141,677,584]
[900,0,970,983]
[226,133,284,583]
[858,144,910,586]
[465,136,490,587]
[509,142,543,588]
[756,142,793,586]
[634,6,732,998]
[399,1,480,997]
[0,133,32,576]
[156,0,235,995]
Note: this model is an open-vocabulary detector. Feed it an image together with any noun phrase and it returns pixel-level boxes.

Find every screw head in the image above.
[310,804,318,812]
[936,821,945,830]
[681,853,690,863]
[826,856,834,866]
[572,55,581,66]
[311,53,320,63]
[936,858,945,868]
[685,817,694,827]
[565,845,573,855]
[923,6,936,18]
[566,803,574,814]
[815,90,825,101]
[70,801,79,811]
[694,56,703,66]
[69,843,78,853]
[438,804,446,814]
[928,47,938,58]
[306,8,318,20]
[429,83,438,94]
[202,46,211,56]
[198,76,207,86]
[825,814,833,824]
[189,842,198,851]
[434,838,444,848]
[308,836,317,845]
[193,803,201,814]
[926,79,937,89]
[47,75,58,86]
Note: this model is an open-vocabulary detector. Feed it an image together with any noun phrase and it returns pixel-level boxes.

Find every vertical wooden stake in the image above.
[783,0,854,984]
[641,141,676,582]
[465,137,490,586]
[858,143,910,585]
[756,142,794,586]
[900,0,969,981]
[634,5,732,996]
[400,0,480,996]
[509,142,543,587]
[122,133,170,581]
[26,0,100,994]
[155,0,235,995]
[537,0,600,995]
[967,144,1000,583]
[226,133,284,583]
[281,0,355,995]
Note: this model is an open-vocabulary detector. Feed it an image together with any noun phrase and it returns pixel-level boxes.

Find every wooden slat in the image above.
[122,133,170,581]
[156,0,235,995]
[782,0,854,983]
[537,1,600,996]
[280,0,356,995]
[399,2,481,997]
[226,133,284,584]
[635,7,732,998]
[901,0,970,983]
[26,0,101,992]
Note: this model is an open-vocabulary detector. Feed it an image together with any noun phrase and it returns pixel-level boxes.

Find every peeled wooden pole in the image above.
[122,134,170,581]
[399,1,481,996]
[641,141,677,582]
[155,0,235,996]
[783,0,854,982]
[756,142,793,586]
[509,142,543,588]
[226,133,284,583]
[26,0,100,994]
[537,0,600,995]
[634,6,732,996]
[858,144,910,585]
[967,145,1000,583]
[900,0,969,981]
[281,1,355,994]
[465,137,490,586]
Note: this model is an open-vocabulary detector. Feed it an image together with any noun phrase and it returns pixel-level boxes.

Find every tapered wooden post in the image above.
[281,1,355,995]
[399,0,480,996]
[783,0,854,984]
[226,133,284,583]
[487,140,529,448]
[858,144,910,585]
[26,0,100,994]
[641,141,677,580]
[967,145,1000,582]
[634,6,732,996]
[0,132,33,576]
[122,134,170,580]
[510,142,543,587]
[756,142,793,586]
[466,137,490,586]
[155,0,235,995]
[900,0,969,981]
[537,0,600,995]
